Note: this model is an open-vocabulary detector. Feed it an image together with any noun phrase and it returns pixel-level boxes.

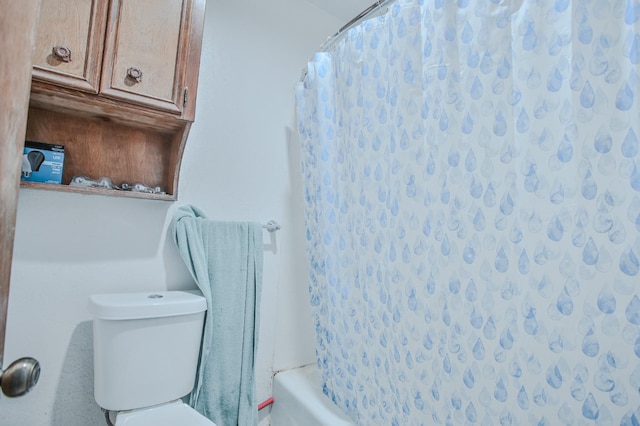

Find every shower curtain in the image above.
[296,0,640,424]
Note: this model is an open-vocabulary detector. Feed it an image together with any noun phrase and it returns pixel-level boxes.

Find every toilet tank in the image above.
[89,291,207,411]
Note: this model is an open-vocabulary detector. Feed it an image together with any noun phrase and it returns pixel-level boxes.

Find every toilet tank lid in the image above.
[89,291,207,320]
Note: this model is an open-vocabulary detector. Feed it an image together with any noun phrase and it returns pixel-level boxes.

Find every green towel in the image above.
[172,205,263,426]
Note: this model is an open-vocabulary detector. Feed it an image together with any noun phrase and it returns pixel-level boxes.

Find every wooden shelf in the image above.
[20,181,176,200]
[24,106,189,199]
[20,181,175,200]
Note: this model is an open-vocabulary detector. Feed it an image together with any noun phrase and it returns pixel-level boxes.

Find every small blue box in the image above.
[21,141,65,184]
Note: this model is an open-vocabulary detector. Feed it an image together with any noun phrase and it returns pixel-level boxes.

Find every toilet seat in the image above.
[115,400,216,426]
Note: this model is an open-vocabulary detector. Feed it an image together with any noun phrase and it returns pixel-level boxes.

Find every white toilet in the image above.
[89,290,216,426]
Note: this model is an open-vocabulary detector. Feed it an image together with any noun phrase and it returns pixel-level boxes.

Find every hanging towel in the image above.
[172,205,263,426]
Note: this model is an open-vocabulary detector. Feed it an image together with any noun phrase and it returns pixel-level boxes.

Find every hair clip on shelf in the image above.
[70,175,114,189]
[70,175,165,195]
[120,182,165,194]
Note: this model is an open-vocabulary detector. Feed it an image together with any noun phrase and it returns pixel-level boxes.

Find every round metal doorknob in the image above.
[0,357,40,397]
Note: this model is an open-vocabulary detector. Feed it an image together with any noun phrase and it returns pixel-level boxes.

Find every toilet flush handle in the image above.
[0,357,40,397]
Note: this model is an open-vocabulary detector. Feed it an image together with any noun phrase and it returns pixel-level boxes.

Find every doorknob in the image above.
[0,357,40,397]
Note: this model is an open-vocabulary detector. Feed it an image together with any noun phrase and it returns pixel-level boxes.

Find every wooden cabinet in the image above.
[25,0,206,200]
[100,0,191,114]
[32,0,108,93]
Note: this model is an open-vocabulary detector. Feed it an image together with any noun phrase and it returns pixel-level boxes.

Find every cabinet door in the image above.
[32,0,108,93]
[100,0,191,115]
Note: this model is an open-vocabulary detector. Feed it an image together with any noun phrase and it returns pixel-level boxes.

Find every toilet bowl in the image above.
[89,291,216,426]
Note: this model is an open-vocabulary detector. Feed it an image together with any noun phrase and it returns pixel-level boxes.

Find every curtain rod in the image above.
[319,0,395,52]
[300,0,395,81]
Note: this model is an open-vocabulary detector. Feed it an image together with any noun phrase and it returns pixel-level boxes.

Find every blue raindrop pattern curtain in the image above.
[296,0,640,424]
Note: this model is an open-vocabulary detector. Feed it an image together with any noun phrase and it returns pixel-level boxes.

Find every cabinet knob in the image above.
[52,46,72,62]
[126,67,143,83]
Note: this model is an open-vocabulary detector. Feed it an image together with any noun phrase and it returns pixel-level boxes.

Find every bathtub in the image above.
[270,364,355,426]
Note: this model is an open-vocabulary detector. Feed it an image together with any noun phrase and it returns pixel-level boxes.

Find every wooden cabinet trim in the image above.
[181,0,206,121]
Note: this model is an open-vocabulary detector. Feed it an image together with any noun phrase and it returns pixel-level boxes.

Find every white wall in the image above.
[0,1,341,424]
